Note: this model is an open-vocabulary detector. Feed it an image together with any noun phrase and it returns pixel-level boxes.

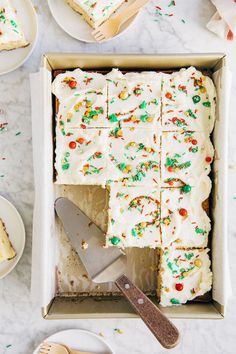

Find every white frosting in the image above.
[161,131,214,186]
[159,248,212,306]
[67,0,124,25]
[0,0,28,51]
[107,69,162,128]
[52,69,109,130]
[162,67,216,132]
[161,176,212,248]
[55,128,108,185]
[107,185,161,248]
[107,127,160,185]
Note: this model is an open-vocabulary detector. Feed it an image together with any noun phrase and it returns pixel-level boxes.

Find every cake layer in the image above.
[162,67,216,132]
[0,0,28,51]
[161,131,214,187]
[107,185,161,248]
[55,128,108,185]
[161,176,211,248]
[66,0,125,28]
[158,248,212,306]
[0,218,16,262]
[52,69,109,130]
[107,127,160,186]
[107,69,162,128]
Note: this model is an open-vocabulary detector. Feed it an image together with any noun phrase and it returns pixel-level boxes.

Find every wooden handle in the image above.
[115,275,180,349]
[116,0,150,25]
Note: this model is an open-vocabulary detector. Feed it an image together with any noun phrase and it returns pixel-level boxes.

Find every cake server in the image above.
[55,197,180,349]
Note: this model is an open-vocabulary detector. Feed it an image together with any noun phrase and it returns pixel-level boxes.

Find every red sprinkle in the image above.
[168,166,175,172]
[179,208,188,217]
[77,137,85,144]
[205,156,212,163]
[165,92,172,99]
[69,80,77,89]
[191,139,198,145]
[69,141,76,149]
[175,283,184,291]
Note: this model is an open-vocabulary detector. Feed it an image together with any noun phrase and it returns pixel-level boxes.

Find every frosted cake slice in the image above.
[0,0,28,51]
[106,185,161,248]
[66,0,125,29]
[55,128,108,185]
[107,69,162,128]
[0,219,16,262]
[52,69,109,130]
[161,176,211,248]
[158,248,212,306]
[107,127,160,186]
[161,131,214,187]
[162,67,216,132]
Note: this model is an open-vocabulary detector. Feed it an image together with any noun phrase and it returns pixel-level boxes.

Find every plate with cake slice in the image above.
[48,0,139,43]
[0,195,25,279]
[0,0,38,75]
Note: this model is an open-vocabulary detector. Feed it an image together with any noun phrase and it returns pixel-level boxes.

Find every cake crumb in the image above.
[81,240,88,250]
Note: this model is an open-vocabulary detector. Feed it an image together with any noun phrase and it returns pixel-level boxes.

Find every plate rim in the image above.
[32,328,115,354]
[0,0,39,76]
[0,195,26,279]
[47,0,138,44]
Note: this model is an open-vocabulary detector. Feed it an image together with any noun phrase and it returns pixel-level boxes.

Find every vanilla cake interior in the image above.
[0,0,28,51]
[52,66,216,306]
[0,218,16,262]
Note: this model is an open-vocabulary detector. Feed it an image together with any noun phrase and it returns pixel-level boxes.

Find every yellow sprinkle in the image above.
[175,238,182,244]
[200,87,206,93]
[182,271,189,277]
[194,259,202,268]
[140,222,147,228]
[130,141,136,147]
[165,287,170,292]
[92,115,98,121]
[119,91,129,100]
[147,116,153,122]
[131,115,137,122]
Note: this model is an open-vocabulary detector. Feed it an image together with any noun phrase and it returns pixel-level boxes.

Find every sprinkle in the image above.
[15,131,21,136]
[114,328,124,334]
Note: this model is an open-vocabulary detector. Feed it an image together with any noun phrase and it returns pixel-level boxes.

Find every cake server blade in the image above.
[54,197,180,349]
[55,197,127,283]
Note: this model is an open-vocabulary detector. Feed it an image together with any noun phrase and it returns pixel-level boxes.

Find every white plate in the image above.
[33,329,114,354]
[48,0,139,43]
[0,0,38,75]
[0,195,25,279]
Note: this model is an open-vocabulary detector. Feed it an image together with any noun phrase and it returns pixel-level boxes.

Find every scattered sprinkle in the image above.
[114,328,124,334]
[15,131,21,136]
[98,332,104,337]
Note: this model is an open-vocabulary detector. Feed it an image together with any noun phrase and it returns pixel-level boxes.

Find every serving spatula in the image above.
[55,197,180,349]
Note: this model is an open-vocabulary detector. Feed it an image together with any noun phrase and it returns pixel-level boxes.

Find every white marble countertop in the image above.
[0,0,236,353]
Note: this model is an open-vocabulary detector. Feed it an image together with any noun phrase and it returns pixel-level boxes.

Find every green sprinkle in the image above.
[110,236,120,245]
[192,95,201,104]
[139,100,147,109]
[170,298,180,305]
[108,114,118,122]
[203,101,211,107]
[15,131,21,136]
[181,184,192,193]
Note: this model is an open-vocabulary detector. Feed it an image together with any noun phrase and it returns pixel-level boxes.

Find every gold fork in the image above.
[39,342,95,354]
[92,0,150,42]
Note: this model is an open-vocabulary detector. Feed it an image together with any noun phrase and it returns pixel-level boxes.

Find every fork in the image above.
[39,342,95,354]
[92,0,150,42]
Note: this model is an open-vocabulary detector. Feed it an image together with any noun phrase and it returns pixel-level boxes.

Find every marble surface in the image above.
[0,0,236,353]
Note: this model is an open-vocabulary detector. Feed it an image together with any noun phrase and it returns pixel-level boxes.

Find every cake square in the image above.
[161,131,214,187]
[107,185,161,248]
[55,128,108,185]
[66,0,125,29]
[0,0,28,51]
[52,69,109,130]
[161,176,211,248]
[107,69,162,128]
[107,127,161,186]
[0,219,16,262]
[158,248,212,306]
[162,67,216,133]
